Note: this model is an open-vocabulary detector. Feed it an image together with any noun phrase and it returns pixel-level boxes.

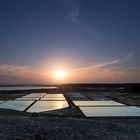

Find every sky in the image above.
[0,0,140,84]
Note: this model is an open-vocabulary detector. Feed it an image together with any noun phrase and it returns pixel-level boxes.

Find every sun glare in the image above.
[53,70,67,80]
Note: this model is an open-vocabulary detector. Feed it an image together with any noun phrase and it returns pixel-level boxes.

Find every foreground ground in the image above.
[0,84,140,140]
[0,116,140,140]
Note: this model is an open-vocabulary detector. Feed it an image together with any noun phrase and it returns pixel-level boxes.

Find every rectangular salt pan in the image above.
[73,101,125,106]
[0,101,34,111]
[15,97,39,101]
[79,106,140,117]
[27,101,69,113]
[44,94,64,98]
[40,97,66,101]
[23,93,46,98]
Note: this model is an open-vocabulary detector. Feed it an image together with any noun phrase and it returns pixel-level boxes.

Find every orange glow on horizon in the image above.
[52,70,68,82]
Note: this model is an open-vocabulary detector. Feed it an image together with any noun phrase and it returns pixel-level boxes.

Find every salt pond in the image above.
[79,106,140,117]
[27,101,69,112]
[73,101,125,106]
[0,101,34,111]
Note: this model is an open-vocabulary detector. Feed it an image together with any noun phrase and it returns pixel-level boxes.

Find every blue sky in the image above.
[0,0,140,84]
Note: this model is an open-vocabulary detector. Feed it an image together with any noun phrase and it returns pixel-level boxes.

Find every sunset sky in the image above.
[0,0,140,84]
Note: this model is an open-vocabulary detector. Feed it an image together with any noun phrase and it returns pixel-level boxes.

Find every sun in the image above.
[53,70,67,80]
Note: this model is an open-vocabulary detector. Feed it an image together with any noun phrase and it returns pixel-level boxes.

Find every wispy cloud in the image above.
[65,52,139,83]
[93,59,120,68]
[75,59,120,72]
[0,64,30,76]
[74,52,134,72]
[85,28,96,34]
[58,0,97,35]
[69,5,80,23]
[0,64,48,84]
[121,52,134,60]
[126,52,133,60]
[59,0,81,23]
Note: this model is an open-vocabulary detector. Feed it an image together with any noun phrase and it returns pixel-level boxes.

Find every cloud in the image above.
[85,28,96,34]
[75,59,120,72]
[75,52,134,73]
[0,64,30,76]
[93,59,120,68]
[69,4,80,23]
[66,52,140,83]
[121,52,134,60]
[0,64,34,83]
[58,0,97,35]
[0,64,50,84]
[59,0,81,23]
[126,52,133,60]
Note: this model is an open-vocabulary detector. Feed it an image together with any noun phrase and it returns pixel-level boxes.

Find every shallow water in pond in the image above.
[0,101,34,111]
[79,106,140,117]
[27,100,69,112]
